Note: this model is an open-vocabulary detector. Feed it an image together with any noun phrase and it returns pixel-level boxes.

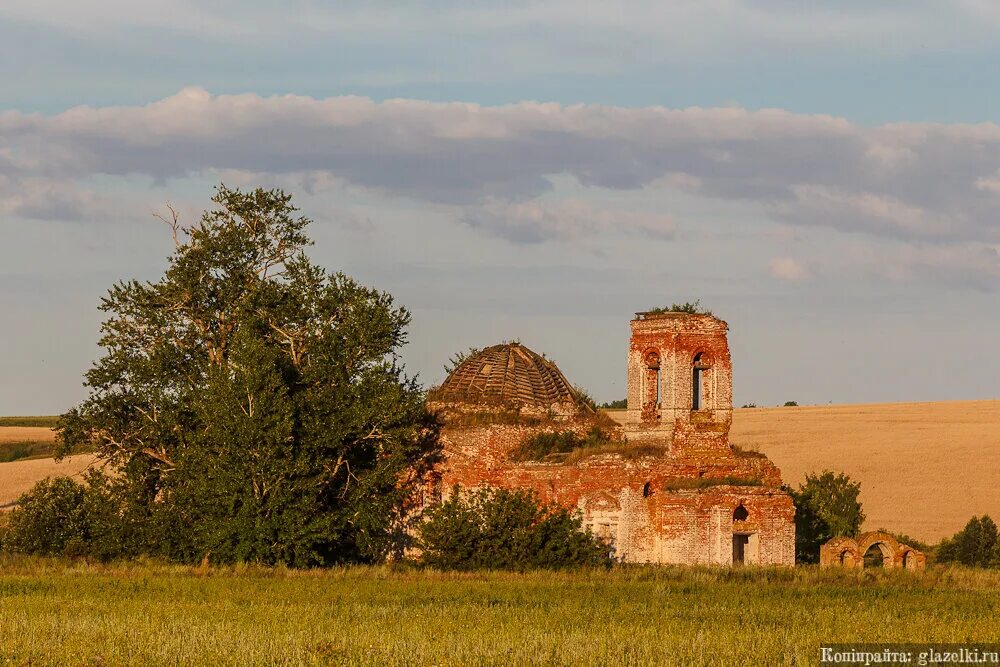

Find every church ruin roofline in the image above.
[427,307,796,566]
[633,311,728,328]
[433,341,584,412]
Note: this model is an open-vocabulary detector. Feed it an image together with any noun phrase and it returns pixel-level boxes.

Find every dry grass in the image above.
[563,442,667,465]
[729,400,1000,543]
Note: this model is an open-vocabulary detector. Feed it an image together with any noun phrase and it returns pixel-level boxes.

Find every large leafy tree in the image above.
[57,186,440,566]
[937,515,999,567]
[788,471,865,564]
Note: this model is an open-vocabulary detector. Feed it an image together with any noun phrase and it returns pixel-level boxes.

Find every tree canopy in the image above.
[937,515,1000,568]
[56,185,440,566]
[788,471,865,564]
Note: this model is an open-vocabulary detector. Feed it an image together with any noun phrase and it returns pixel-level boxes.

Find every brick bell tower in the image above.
[624,311,733,453]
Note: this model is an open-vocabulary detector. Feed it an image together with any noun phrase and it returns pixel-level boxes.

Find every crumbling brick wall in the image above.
[437,424,795,565]
[430,311,796,566]
[624,313,732,453]
[820,531,926,570]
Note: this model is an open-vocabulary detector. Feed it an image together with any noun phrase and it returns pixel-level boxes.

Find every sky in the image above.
[2,1,1000,414]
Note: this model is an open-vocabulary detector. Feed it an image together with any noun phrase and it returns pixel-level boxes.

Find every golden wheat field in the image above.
[729,400,1000,543]
[0,426,54,444]
[0,425,95,507]
[0,455,97,506]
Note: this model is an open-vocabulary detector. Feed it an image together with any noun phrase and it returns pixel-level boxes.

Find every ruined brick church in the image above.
[428,311,795,565]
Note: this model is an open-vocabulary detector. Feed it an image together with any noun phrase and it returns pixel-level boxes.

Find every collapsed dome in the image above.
[437,342,580,410]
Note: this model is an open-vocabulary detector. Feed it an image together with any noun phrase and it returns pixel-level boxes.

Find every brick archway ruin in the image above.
[820,531,926,570]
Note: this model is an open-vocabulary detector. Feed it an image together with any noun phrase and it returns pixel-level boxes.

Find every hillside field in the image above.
[604,399,1000,543]
[0,558,998,666]
[728,400,1000,543]
[0,426,55,445]
[0,425,95,506]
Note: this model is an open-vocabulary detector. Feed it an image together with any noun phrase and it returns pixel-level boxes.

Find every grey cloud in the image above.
[0,176,129,222]
[3,1,995,59]
[3,89,1000,254]
[857,242,1000,292]
[460,199,675,244]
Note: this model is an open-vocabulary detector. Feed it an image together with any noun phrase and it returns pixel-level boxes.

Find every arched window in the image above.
[692,352,705,410]
[643,350,661,412]
[733,504,749,521]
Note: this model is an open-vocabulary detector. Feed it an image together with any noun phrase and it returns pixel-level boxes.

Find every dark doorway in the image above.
[733,534,750,564]
[863,544,885,568]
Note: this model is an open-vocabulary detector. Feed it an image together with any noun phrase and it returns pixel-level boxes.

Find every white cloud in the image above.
[768,257,811,282]
[975,171,1000,194]
[3,88,1000,243]
[769,186,963,241]
[1,88,1000,289]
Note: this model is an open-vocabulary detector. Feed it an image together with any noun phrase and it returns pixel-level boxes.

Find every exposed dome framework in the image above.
[437,343,579,409]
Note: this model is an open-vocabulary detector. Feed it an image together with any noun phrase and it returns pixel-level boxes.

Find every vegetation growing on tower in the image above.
[644,300,713,316]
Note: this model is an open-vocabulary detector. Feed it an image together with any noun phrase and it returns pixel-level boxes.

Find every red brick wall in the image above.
[624,313,733,454]
[437,420,795,565]
[428,312,796,566]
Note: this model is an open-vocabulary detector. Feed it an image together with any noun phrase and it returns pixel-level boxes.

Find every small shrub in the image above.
[508,427,613,462]
[3,471,152,560]
[788,471,865,564]
[418,486,611,570]
[0,442,31,463]
[432,406,548,428]
[573,386,598,411]
[0,441,56,463]
[563,443,666,464]
[442,346,482,375]
[880,530,930,553]
[783,401,799,407]
[599,398,627,410]
[3,477,89,556]
[740,403,758,409]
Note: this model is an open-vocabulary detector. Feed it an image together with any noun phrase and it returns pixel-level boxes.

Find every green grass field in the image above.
[0,559,998,666]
